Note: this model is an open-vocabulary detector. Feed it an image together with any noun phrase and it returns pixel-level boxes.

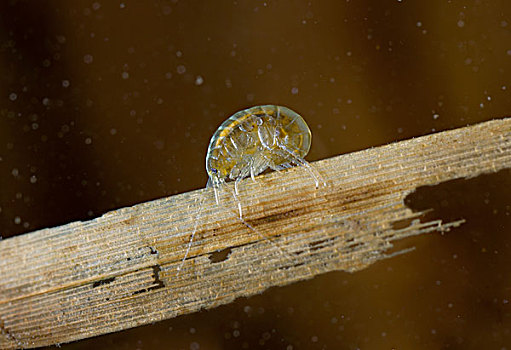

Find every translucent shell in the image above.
[206,105,312,187]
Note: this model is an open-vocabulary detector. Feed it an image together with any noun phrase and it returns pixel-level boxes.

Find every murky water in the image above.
[1,1,510,349]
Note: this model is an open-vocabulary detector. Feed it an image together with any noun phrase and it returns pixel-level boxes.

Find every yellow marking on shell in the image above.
[216,111,258,142]
[206,105,311,182]
[213,112,275,153]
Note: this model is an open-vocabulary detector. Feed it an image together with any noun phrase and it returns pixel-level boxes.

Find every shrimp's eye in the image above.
[211,168,218,174]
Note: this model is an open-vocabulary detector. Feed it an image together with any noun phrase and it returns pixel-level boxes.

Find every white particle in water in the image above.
[120,3,125,8]
[30,175,37,183]
[122,71,129,79]
[195,75,204,85]
[62,80,70,88]
[507,49,511,56]
[433,113,439,120]
[176,65,186,74]
[56,35,66,44]
[291,87,299,95]
[83,54,93,64]
[457,20,465,28]
[11,168,19,177]
[14,216,21,224]
[416,21,422,27]
[9,93,17,101]
[85,137,92,145]
[165,72,172,79]
[92,2,101,10]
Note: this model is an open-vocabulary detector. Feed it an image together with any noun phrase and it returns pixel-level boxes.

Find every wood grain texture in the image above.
[1,117,510,349]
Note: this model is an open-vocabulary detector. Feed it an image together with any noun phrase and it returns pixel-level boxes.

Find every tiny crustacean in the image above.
[206,104,322,198]
[177,105,324,272]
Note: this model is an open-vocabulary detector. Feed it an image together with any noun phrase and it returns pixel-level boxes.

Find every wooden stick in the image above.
[1,118,510,349]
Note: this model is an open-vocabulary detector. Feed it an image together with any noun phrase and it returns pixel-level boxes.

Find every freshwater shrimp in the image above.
[177,105,324,272]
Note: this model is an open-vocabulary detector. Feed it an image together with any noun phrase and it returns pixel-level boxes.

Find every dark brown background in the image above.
[1,0,510,349]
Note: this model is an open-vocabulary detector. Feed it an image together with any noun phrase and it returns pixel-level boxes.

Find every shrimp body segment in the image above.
[206,105,312,189]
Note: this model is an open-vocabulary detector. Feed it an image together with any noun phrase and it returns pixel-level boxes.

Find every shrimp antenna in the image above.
[225,180,298,266]
[176,182,209,274]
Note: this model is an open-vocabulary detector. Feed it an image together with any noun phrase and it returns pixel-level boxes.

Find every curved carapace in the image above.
[206,105,312,186]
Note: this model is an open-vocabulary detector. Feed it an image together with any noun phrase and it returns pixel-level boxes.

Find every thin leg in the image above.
[250,166,256,182]
[231,181,244,219]
[248,153,269,182]
[207,177,221,204]
[269,162,292,172]
[234,176,241,196]
[277,145,326,188]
